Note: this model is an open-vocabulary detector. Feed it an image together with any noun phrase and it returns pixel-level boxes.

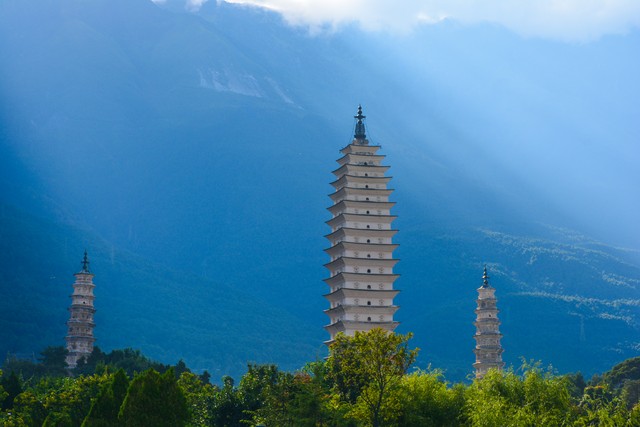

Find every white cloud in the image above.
[223,0,640,41]
[151,0,209,11]
[186,0,210,12]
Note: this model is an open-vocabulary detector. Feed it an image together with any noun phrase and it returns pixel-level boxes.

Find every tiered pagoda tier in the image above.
[473,266,505,379]
[323,106,400,343]
[65,251,96,368]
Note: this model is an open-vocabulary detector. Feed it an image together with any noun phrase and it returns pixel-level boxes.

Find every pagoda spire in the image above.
[354,105,366,140]
[473,266,505,379]
[482,265,489,287]
[80,250,90,273]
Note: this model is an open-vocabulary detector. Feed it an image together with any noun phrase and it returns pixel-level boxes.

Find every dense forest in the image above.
[2,329,640,426]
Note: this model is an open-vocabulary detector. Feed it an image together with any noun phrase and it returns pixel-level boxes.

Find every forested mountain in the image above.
[1,0,639,380]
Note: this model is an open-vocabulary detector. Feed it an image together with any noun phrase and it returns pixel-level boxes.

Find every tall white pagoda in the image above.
[323,106,400,343]
[473,266,505,378]
[65,251,96,368]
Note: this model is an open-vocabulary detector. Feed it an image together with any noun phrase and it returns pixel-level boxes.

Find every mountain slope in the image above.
[396,223,640,378]
[0,203,322,378]
[0,0,638,381]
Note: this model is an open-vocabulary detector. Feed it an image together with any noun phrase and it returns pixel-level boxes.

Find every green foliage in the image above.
[327,329,418,427]
[602,356,640,389]
[82,369,129,427]
[2,347,69,382]
[621,380,640,409]
[176,371,218,427]
[81,348,169,378]
[5,344,640,426]
[238,364,282,424]
[10,389,48,426]
[39,347,69,377]
[465,363,575,426]
[238,364,279,410]
[42,373,111,426]
[0,369,7,411]
[199,371,211,385]
[288,366,339,427]
[396,370,465,427]
[42,411,73,427]
[2,357,40,383]
[1,370,23,410]
[209,375,243,427]
[118,368,189,427]
[73,348,107,377]
[575,384,630,425]
[564,371,587,398]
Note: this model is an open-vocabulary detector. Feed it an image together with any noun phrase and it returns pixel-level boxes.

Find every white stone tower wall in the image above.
[323,107,400,343]
[473,268,505,379]
[65,253,96,369]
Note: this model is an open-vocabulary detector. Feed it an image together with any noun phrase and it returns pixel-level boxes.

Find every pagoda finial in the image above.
[80,250,90,273]
[354,105,366,140]
[482,265,490,287]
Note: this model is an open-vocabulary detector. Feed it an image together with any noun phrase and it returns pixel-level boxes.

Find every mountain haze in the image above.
[1,0,639,380]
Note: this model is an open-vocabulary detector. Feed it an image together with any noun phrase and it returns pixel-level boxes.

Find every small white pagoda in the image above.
[323,106,400,343]
[65,251,96,368]
[473,266,505,378]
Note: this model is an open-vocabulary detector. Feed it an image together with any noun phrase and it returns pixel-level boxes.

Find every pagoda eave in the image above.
[324,305,399,316]
[324,288,400,301]
[324,272,400,285]
[324,227,398,240]
[324,241,399,255]
[331,164,390,177]
[326,213,397,228]
[329,187,394,199]
[324,320,399,336]
[336,156,386,168]
[330,175,392,189]
[324,257,400,270]
[339,143,380,155]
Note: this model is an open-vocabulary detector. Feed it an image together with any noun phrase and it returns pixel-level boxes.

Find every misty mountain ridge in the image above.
[1,0,639,381]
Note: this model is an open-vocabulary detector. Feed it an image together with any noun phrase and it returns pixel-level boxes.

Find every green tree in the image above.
[1,370,23,410]
[199,370,211,385]
[42,411,73,427]
[621,379,640,409]
[0,369,8,407]
[239,364,338,427]
[327,328,418,427]
[41,373,112,426]
[176,371,217,427]
[249,370,298,426]
[11,390,48,427]
[118,368,188,427]
[602,356,640,389]
[102,349,168,378]
[174,360,191,378]
[564,372,587,399]
[239,365,278,408]
[2,356,40,382]
[82,369,129,427]
[210,375,243,427]
[464,363,573,426]
[289,362,339,427]
[575,384,630,426]
[73,347,107,377]
[396,370,465,427]
[39,347,69,377]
